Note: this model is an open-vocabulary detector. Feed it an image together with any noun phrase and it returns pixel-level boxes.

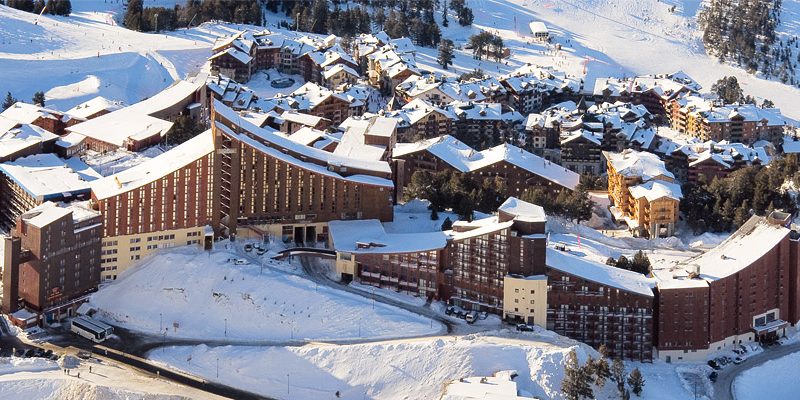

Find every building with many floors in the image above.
[2,201,102,326]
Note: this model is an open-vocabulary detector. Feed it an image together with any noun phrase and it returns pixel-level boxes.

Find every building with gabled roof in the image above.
[605,149,681,238]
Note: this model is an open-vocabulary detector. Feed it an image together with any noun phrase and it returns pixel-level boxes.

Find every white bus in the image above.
[70,317,113,343]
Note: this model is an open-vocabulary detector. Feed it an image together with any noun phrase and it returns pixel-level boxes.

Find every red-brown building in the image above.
[652,213,796,362]
[2,201,102,326]
[211,99,394,243]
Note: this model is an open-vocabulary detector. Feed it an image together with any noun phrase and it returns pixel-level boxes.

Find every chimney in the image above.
[115,176,123,189]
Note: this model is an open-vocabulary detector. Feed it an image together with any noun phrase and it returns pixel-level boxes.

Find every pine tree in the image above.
[611,358,626,396]
[437,39,454,69]
[627,367,645,396]
[441,217,453,230]
[594,345,611,387]
[631,250,651,275]
[32,0,44,14]
[442,0,449,27]
[430,207,439,220]
[124,0,143,31]
[31,91,45,107]
[2,92,17,111]
[560,350,582,400]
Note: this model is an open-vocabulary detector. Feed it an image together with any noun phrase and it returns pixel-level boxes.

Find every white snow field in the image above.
[149,333,708,400]
[0,356,220,400]
[149,333,596,400]
[0,4,213,110]
[734,351,800,400]
[406,0,800,119]
[88,246,442,341]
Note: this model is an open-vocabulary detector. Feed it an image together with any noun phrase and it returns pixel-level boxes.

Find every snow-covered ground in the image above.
[0,4,213,110]
[149,331,712,400]
[149,332,596,400]
[88,246,442,341]
[0,355,219,400]
[402,0,800,119]
[734,351,800,400]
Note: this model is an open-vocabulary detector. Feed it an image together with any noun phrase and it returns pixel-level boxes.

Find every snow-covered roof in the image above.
[394,135,579,190]
[592,72,700,101]
[67,77,204,147]
[209,47,253,65]
[90,130,214,200]
[329,219,447,254]
[0,102,66,125]
[0,153,99,201]
[280,111,326,127]
[55,132,86,149]
[659,216,789,288]
[441,370,529,400]
[498,197,546,223]
[287,127,339,148]
[19,200,100,229]
[0,123,58,159]
[66,96,124,119]
[605,149,674,181]
[333,116,396,162]
[629,180,682,201]
[546,247,656,297]
[448,217,515,241]
[322,63,359,80]
[529,21,548,34]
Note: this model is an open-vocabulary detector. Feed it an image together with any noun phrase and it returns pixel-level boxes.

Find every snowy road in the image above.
[713,343,800,400]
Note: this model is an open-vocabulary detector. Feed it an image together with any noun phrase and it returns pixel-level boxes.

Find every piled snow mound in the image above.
[150,333,598,400]
[0,357,59,375]
[734,351,800,400]
[0,379,189,400]
[89,247,440,341]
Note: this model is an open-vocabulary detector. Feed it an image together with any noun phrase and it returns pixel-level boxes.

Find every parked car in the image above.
[709,371,718,382]
[707,360,721,370]
[465,311,478,324]
[256,249,266,256]
[77,351,92,360]
[244,244,253,252]
[445,306,456,316]
[479,311,489,320]
[455,310,467,319]
[733,357,744,365]
[733,348,744,356]
[516,324,534,332]
[235,259,249,265]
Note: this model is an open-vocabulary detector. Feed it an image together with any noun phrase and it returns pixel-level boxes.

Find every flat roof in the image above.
[329,219,447,254]
[90,130,215,200]
[0,153,99,201]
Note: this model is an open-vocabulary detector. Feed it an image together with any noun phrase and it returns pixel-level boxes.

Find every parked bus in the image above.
[70,317,113,343]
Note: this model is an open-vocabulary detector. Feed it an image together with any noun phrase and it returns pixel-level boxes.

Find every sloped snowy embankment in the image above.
[89,247,441,341]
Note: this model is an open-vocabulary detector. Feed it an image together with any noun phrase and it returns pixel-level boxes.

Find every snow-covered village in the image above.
[1,0,800,399]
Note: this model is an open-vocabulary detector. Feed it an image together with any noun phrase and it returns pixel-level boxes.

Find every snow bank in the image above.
[89,247,440,341]
[0,378,190,400]
[150,333,597,400]
[0,357,58,376]
[734,351,800,400]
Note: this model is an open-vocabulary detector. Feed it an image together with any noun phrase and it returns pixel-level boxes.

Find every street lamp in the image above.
[216,357,219,378]
[224,318,227,337]
[159,313,163,332]
[287,373,290,394]
[154,13,159,33]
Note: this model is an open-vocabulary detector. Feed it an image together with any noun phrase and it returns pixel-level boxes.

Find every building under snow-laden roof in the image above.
[651,212,800,362]
[0,123,59,162]
[592,71,700,116]
[668,94,790,145]
[0,153,100,228]
[66,75,207,152]
[0,102,75,135]
[605,149,681,238]
[393,134,580,201]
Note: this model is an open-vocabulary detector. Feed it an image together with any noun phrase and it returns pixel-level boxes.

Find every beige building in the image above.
[502,275,548,327]
[605,149,682,238]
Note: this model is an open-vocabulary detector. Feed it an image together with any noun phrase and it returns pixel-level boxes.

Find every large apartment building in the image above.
[211,99,394,243]
[2,201,102,325]
[88,130,216,280]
